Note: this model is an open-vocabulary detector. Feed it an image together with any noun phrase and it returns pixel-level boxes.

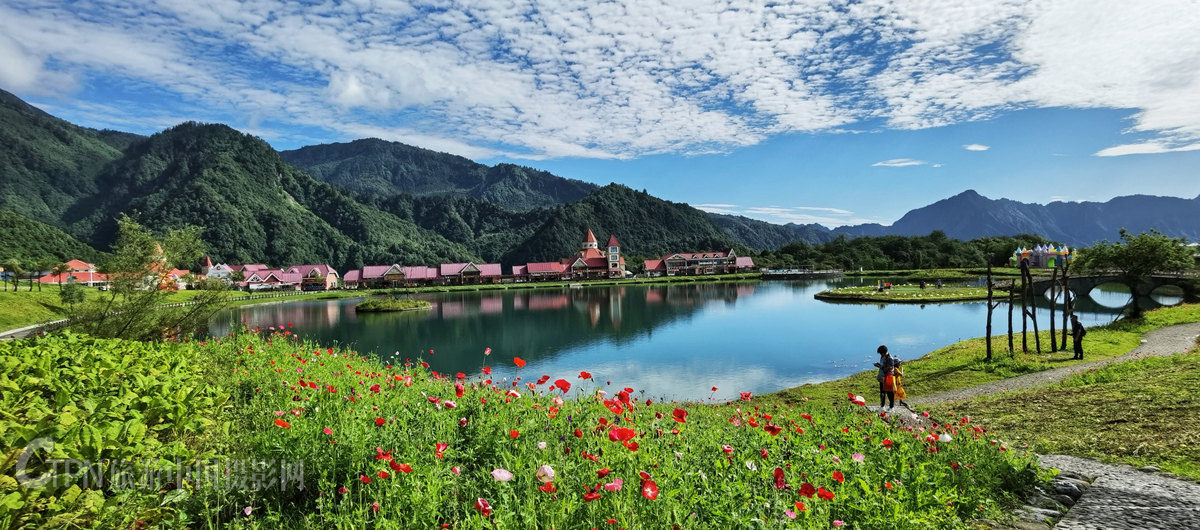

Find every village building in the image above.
[1010,245,1072,268]
[284,264,340,291]
[343,264,443,289]
[512,261,567,282]
[642,250,754,276]
[440,262,504,284]
[36,259,109,286]
[561,230,625,279]
[241,269,303,291]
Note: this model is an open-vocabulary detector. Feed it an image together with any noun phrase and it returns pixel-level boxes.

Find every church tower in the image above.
[606,234,623,277]
[582,228,599,250]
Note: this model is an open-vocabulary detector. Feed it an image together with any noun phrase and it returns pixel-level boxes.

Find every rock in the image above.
[1053,481,1082,499]
[1009,521,1052,530]
[1025,492,1067,511]
[1056,471,1093,483]
[1138,465,1160,472]
[1017,506,1063,523]
[1049,493,1076,507]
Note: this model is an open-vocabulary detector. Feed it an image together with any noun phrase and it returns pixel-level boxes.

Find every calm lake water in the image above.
[208,279,1182,401]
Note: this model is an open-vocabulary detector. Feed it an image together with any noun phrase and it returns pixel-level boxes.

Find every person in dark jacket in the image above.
[873,345,895,410]
[1070,315,1087,360]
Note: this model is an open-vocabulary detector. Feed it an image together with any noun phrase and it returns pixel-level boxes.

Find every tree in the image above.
[68,215,229,341]
[51,262,70,288]
[3,259,23,292]
[59,282,85,310]
[1074,229,1195,318]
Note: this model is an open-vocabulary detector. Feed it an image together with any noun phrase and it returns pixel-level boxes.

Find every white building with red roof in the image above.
[559,229,625,279]
[643,250,754,276]
[37,259,109,286]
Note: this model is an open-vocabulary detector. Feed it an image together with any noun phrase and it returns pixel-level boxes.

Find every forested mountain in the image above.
[502,184,742,264]
[62,122,478,270]
[706,213,832,249]
[281,139,598,210]
[358,193,545,262]
[0,209,101,263]
[0,88,143,226]
[756,232,1052,270]
[832,190,1200,244]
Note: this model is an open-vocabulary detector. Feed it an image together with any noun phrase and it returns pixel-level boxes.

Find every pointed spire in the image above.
[606,234,620,248]
[583,228,597,244]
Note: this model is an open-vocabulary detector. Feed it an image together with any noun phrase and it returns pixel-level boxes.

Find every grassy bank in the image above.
[763,304,1200,408]
[815,285,995,303]
[928,343,1200,481]
[842,268,1043,280]
[354,298,432,312]
[1,330,1044,528]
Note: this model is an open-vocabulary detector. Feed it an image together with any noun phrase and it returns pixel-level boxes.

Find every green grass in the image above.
[355,297,432,312]
[763,304,1200,408]
[843,268,1041,279]
[928,345,1200,481]
[815,285,996,303]
[1,330,1047,528]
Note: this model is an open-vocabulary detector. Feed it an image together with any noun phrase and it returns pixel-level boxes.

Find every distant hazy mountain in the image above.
[281,139,598,210]
[833,190,1200,244]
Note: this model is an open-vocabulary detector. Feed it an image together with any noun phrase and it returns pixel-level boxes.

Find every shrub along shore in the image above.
[1,328,1044,528]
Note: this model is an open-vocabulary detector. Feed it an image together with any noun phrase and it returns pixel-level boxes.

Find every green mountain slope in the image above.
[0,209,101,263]
[65,122,478,270]
[706,212,833,249]
[281,139,598,210]
[502,184,742,264]
[359,193,544,263]
[0,88,143,226]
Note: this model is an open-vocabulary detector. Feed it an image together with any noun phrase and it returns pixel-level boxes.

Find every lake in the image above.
[208,278,1181,401]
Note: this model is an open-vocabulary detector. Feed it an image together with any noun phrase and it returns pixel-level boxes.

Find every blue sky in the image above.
[2,0,1198,226]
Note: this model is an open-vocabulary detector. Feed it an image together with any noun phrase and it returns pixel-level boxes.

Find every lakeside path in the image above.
[910,321,1200,406]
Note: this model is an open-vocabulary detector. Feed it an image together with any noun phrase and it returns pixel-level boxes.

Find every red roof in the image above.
[38,271,107,283]
[401,266,440,280]
[361,265,394,279]
[643,259,665,271]
[575,248,604,260]
[662,251,730,260]
[735,257,755,268]
[64,259,95,271]
[286,264,337,278]
[582,257,607,268]
[344,269,361,282]
[583,228,597,243]
[606,235,620,247]
[440,263,502,277]
[203,255,213,267]
[511,265,527,276]
[527,262,566,274]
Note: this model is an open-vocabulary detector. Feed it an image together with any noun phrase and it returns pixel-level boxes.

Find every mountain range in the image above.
[0,87,1196,270]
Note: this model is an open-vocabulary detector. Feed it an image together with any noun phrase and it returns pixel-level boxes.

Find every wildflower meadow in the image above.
[1,327,1046,528]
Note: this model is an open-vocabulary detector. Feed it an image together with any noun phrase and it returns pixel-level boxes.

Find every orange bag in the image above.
[882,374,895,392]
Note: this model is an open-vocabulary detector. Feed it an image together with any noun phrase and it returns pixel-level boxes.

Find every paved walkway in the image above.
[1041,455,1200,529]
[912,322,1200,406]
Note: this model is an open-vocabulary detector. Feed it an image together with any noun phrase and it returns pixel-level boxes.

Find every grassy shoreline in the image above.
[814,285,996,303]
[760,303,1200,407]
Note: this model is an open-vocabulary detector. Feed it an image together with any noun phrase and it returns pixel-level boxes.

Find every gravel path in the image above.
[911,322,1200,406]
[1040,455,1200,529]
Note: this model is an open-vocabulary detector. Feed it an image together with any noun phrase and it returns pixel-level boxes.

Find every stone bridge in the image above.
[1029,273,1196,299]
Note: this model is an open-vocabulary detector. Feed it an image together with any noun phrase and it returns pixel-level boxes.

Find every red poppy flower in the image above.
[369,384,380,393]
[537,375,551,385]
[623,441,639,452]
[375,417,386,427]
[884,482,894,489]
[832,471,844,483]
[513,357,526,368]
[554,379,571,392]
[817,487,835,501]
[420,361,429,368]
[760,448,769,459]
[510,430,520,439]
[390,461,412,473]
[764,424,782,436]
[482,366,492,375]
[597,468,611,478]
[474,498,493,517]
[574,428,583,438]
[739,391,753,401]
[539,482,556,493]
[773,467,787,490]
[608,428,636,442]
[323,427,333,435]
[641,479,659,500]
[579,371,592,379]
[882,439,893,447]
[274,419,291,429]
[722,445,734,454]
[360,474,372,484]
[584,490,601,502]
[711,386,718,391]
[455,381,465,398]
[327,385,337,393]
[672,408,688,423]
[795,501,806,512]
[801,413,813,422]
[799,483,816,498]
[436,442,448,459]
[371,501,380,513]
[377,470,391,479]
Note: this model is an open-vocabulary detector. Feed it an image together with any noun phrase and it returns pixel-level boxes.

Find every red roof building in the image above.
[560,228,625,279]
[644,250,754,276]
[37,259,108,286]
[285,264,340,291]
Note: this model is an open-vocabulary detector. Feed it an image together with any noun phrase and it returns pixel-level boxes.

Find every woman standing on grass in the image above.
[874,345,895,410]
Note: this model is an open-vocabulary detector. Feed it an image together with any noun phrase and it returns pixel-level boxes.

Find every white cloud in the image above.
[1,0,1198,160]
[963,144,990,151]
[694,203,875,227]
[872,158,929,167]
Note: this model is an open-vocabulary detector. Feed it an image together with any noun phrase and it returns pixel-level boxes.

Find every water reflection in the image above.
[209,279,1175,401]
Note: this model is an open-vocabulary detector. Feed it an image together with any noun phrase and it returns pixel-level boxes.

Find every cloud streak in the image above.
[963,144,990,151]
[0,0,1197,160]
[872,158,929,167]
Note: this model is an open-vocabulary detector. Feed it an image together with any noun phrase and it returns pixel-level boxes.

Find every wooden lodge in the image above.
[643,251,754,277]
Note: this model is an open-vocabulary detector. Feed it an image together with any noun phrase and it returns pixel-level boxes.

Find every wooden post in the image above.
[1007,278,1015,353]
[1049,267,1059,352]
[1061,262,1072,348]
[1019,261,1028,352]
[1022,262,1042,353]
[986,264,994,362]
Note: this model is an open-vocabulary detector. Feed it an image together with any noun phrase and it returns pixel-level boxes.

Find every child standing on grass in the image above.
[893,364,908,409]
[874,345,895,410]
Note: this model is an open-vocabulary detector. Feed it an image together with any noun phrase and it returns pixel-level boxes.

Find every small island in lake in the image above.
[815,284,997,303]
[354,298,433,312]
